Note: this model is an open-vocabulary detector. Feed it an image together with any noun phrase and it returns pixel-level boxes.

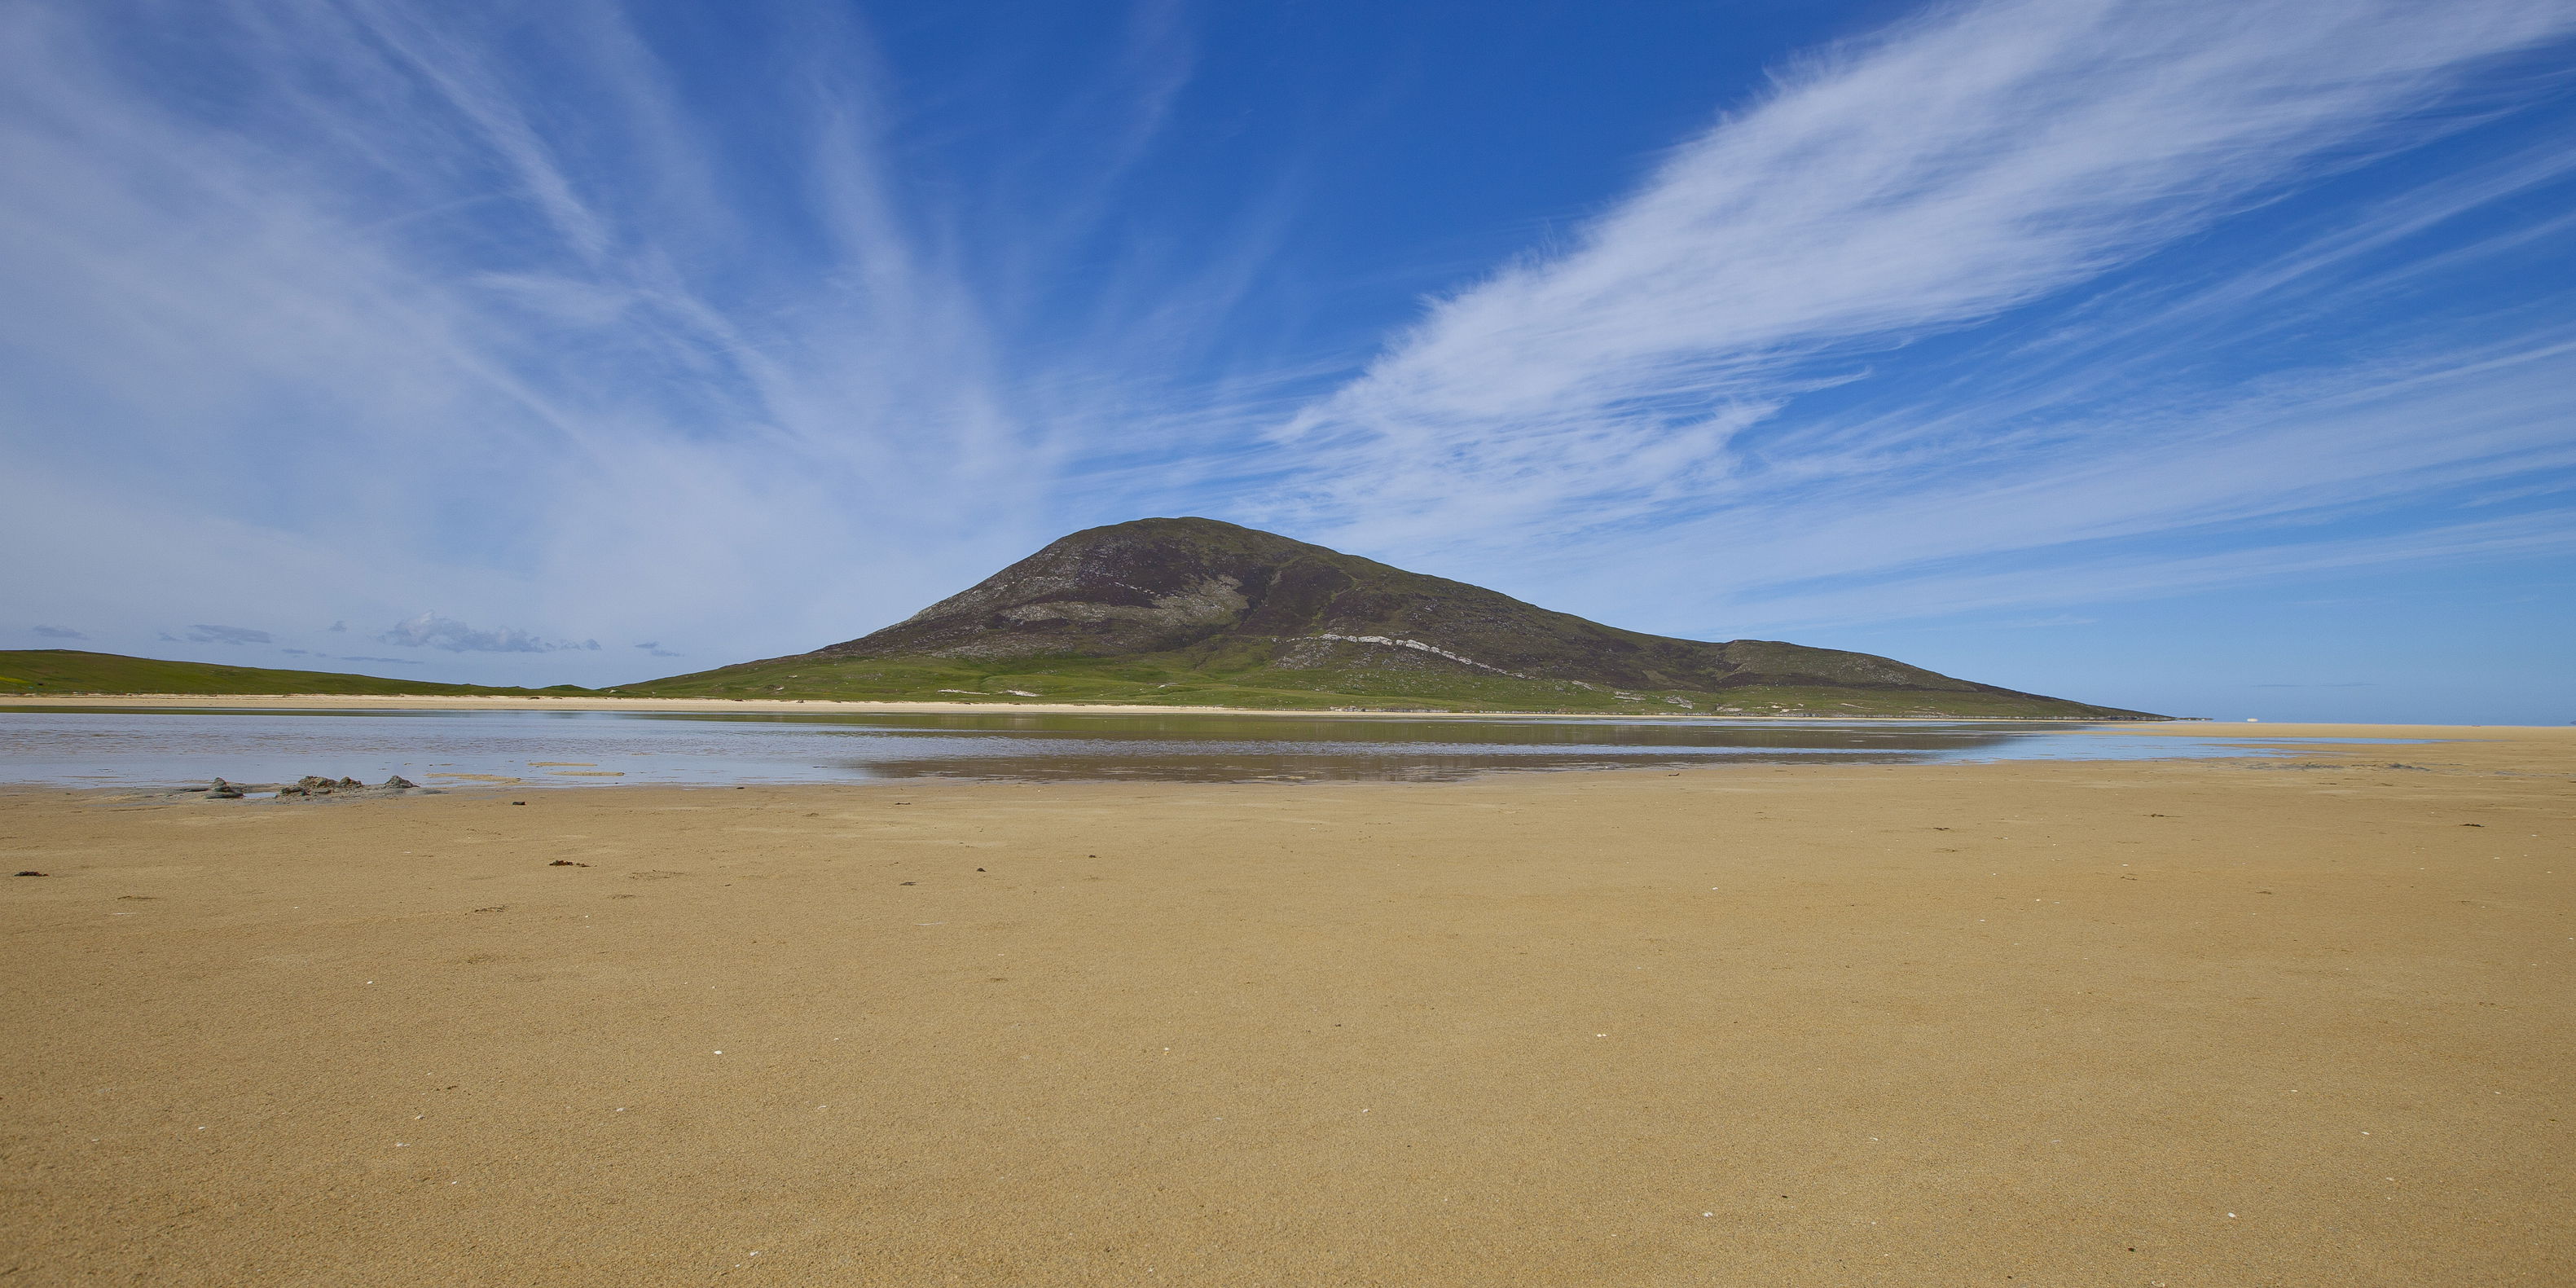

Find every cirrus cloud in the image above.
[1273,0,2576,557]
[183,624,272,645]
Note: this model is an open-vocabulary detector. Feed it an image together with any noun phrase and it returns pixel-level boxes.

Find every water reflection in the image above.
[0,706,2377,789]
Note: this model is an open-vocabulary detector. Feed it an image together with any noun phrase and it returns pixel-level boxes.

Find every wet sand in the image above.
[2,728,2569,1285]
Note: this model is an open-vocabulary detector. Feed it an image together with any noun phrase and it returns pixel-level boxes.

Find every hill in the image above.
[0,650,587,698]
[622,518,2158,718]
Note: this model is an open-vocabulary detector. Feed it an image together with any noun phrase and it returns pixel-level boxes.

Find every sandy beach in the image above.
[2,726,2568,1285]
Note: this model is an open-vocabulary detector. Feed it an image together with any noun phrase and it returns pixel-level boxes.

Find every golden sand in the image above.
[2,728,2569,1285]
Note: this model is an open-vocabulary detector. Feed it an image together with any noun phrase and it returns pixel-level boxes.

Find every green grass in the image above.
[0,645,2135,718]
[0,650,591,697]
[613,651,2141,718]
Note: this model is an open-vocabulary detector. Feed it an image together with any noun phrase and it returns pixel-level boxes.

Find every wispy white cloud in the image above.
[183,625,274,646]
[1724,510,2576,632]
[0,0,1268,682]
[1266,0,2576,628]
[1626,334,2576,616]
[0,0,2569,692]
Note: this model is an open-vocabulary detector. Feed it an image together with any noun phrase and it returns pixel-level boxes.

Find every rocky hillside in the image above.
[626,518,2156,718]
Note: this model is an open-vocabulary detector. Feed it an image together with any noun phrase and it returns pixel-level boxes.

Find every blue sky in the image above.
[2,0,2571,722]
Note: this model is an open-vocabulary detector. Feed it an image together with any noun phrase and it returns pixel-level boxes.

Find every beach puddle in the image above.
[0,706,2429,789]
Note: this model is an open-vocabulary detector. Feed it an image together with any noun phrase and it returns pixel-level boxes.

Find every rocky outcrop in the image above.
[264,775,426,799]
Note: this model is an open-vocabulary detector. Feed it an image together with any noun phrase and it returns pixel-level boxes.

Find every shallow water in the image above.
[0,706,2421,789]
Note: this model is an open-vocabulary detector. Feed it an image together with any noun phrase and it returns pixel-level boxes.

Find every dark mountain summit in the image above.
[631,518,2156,718]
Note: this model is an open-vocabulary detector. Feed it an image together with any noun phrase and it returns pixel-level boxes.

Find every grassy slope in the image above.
[0,650,589,697]
[829,519,2020,699]
[1,648,2138,716]
[616,649,2145,718]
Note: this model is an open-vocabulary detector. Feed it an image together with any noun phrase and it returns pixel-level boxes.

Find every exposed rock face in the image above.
[811,517,2143,713]
[832,523,1283,660]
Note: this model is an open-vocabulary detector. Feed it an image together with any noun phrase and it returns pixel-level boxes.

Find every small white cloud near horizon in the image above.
[184,624,272,646]
[380,613,601,655]
[29,625,86,640]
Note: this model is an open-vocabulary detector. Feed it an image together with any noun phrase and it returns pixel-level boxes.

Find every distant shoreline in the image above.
[0,692,2556,733]
[0,692,2120,719]
[3,692,2100,719]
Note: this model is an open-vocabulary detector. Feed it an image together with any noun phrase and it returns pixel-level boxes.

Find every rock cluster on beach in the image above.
[192,775,424,801]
